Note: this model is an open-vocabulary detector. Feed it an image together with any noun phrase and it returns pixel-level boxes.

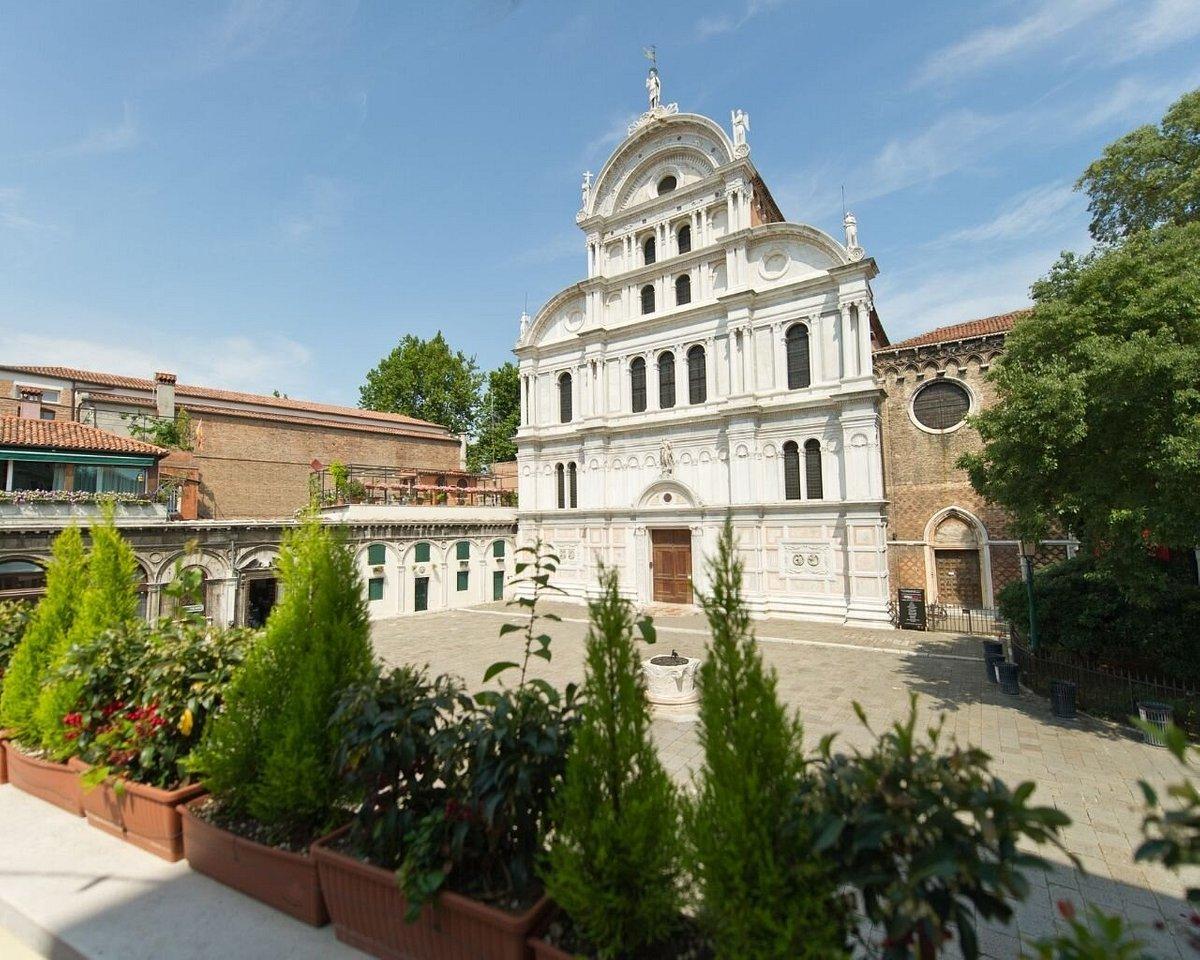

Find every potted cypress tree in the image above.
[183,516,374,924]
[531,566,694,959]
[688,521,851,958]
[0,525,88,814]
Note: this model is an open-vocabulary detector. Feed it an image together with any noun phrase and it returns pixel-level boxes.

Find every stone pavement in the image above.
[374,601,1200,959]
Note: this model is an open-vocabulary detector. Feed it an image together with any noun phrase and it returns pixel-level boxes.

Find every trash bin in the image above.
[1137,701,1174,747]
[998,661,1020,696]
[982,640,1004,661]
[985,653,1005,684]
[1050,680,1077,719]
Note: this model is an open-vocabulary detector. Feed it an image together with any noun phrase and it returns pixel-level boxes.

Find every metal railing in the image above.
[1010,638,1200,736]
[926,604,1009,638]
[313,464,515,508]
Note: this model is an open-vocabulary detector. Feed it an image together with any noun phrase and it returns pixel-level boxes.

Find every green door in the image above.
[492,569,504,601]
[414,576,429,612]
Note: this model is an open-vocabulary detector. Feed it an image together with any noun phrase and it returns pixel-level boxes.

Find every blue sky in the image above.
[2,0,1198,406]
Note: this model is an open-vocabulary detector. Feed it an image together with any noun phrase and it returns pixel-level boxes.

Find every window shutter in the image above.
[787,325,811,389]
[783,442,801,500]
[804,440,823,499]
[658,353,676,408]
[688,346,706,404]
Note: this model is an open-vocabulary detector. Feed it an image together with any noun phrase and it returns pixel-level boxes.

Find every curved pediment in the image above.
[637,478,701,509]
[519,284,586,349]
[747,223,854,277]
[587,113,735,221]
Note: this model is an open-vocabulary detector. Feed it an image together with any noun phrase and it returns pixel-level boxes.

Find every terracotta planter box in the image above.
[3,741,83,815]
[68,758,205,861]
[0,732,9,785]
[178,797,328,926]
[527,931,573,960]
[313,826,551,960]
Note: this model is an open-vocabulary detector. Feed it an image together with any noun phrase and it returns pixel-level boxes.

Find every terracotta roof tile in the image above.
[3,365,451,435]
[877,309,1032,353]
[0,416,167,457]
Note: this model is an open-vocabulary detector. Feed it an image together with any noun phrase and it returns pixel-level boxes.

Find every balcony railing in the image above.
[313,464,516,508]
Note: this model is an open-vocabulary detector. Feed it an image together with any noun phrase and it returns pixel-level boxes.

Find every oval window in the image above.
[657,175,677,195]
[912,380,971,431]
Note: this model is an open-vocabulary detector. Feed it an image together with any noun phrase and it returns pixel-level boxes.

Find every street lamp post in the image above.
[1018,539,1039,652]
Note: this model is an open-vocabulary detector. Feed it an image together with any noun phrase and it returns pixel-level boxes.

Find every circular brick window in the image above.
[912,379,971,431]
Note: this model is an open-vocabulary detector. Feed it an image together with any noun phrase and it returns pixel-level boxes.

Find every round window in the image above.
[912,380,971,431]
[657,175,677,195]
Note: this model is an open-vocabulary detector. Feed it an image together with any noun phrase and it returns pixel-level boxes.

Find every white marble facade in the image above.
[515,78,890,626]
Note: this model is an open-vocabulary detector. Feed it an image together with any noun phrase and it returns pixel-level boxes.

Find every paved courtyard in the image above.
[375,601,1200,960]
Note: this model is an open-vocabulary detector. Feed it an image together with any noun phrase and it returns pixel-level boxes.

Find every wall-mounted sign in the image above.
[897,588,926,630]
[182,603,204,614]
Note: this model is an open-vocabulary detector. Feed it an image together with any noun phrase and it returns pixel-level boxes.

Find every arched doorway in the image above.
[926,511,988,609]
[0,558,46,602]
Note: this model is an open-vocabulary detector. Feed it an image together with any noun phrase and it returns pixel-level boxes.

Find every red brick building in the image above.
[0,365,463,519]
[874,311,1073,611]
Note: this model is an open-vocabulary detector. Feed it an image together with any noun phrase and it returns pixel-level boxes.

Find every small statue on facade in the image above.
[647,67,661,110]
[659,439,675,477]
[844,210,864,260]
[518,310,530,341]
[580,170,592,209]
[731,108,750,153]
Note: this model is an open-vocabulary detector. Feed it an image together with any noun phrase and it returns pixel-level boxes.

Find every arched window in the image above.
[782,441,801,500]
[0,559,46,601]
[641,284,655,314]
[657,175,677,195]
[630,357,647,413]
[804,439,823,500]
[658,352,676,409]
[643,236,656,265]
[675,274,691,306]
[556,463,565,509]
[568,462,577,508]
[786,323,812,389]
[687,345,707,404]
[677,223,691,254]
[558,372,572,423]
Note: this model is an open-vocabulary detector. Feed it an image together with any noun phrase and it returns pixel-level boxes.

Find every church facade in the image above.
[514,69,891,626]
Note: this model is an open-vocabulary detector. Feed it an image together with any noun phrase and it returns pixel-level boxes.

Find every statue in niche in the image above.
[647,67,661,110]
[659,440,675,477]
[731,109,751,151]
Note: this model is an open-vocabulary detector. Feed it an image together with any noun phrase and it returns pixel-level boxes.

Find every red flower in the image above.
[62,712,83,728]
[1057,900,1076,921]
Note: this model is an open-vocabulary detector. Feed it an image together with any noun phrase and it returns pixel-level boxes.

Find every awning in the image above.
[0,449,158,467]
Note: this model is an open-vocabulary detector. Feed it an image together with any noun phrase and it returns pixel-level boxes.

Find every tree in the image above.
[1077,89,1200,243]
[0,526,87,743]
[359,332,480,436]
[688,521,849,958]
[468,361,519,471]
[543,566,682,958]
[958,222,1200,593]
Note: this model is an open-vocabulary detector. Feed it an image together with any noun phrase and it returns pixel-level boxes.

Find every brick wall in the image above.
[188,411,461,518]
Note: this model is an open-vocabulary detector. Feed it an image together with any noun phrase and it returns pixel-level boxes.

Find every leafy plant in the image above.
[688,520,849,959]
[35,510,142,759]
[334,664,467,870]
[1136,722,1200,919]
[125,408,193,450]
[0,526,87,744]
[190,516,374,838]
[63,616,255,790]
[0,600,33,678]
[398,540,578,914]
[802,695,1073,960]
[542,565,682,959]
[1023,900,1152,959]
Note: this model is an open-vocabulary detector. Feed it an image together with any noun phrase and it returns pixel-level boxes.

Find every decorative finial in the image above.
[731,109,751,156]
[519,310,530,340]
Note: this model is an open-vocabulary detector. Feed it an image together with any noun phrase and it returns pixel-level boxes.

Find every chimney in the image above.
[154,371,176,419]
[17,386,43,420]
[459,433,468,471]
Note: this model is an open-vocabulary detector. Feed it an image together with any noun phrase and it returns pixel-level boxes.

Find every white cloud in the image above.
[914,0,1117,87]
[1121,0,1200,56]
[0,187,59,234]
[45,102,139,159]
[1,327,315,397]
[935,181,1083,246]
[278,175,350,244]
[695,0,790,40]
[1078,73,1200,130]
[198,0,357,69]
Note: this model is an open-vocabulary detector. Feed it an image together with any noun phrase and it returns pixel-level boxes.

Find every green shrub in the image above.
[0,526,87,743]
[1136,723,1200,911]
[688,520,849,959]
[543,565,682,958]
[1023,901,1152,959]
[191,517,373,837]
[998,555,1200,680]
[0,600,34,677]
[803,695,1072,960]
[35,512,142,758]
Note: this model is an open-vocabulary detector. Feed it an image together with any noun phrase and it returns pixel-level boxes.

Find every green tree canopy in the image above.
[1078,88,1200,243]
[959,222,1200,586]
[468,361,519,472]
[359,332,480,436]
